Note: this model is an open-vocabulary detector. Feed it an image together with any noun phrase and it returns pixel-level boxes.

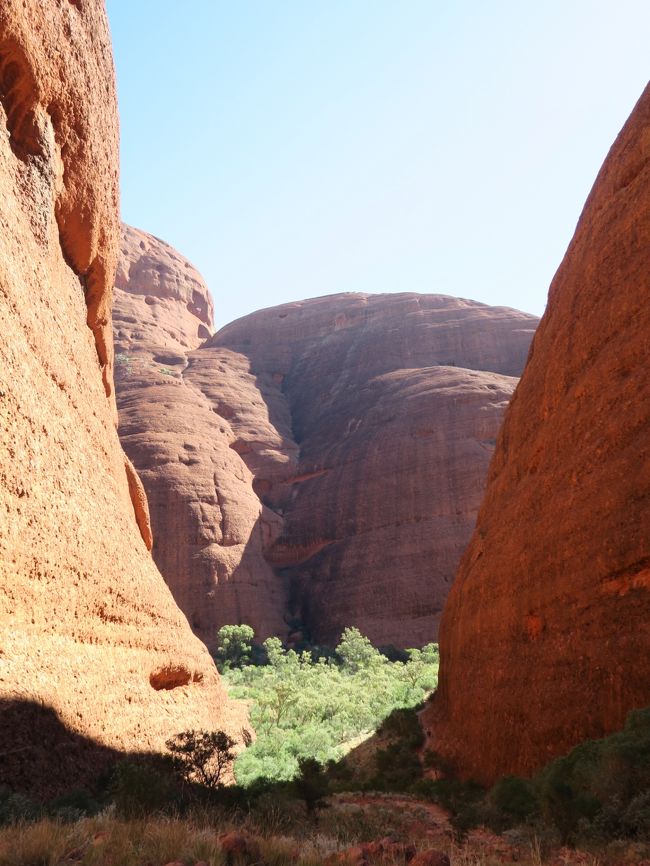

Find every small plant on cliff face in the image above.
[114,352,133,375]
[166,729,237,790]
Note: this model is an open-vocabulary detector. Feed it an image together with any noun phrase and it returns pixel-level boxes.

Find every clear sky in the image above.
[106,1,649,328]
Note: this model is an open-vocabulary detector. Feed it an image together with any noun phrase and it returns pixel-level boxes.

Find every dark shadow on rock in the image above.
[0,698,136,799]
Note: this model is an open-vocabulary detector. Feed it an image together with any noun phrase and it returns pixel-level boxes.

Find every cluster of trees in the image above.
[214,625,439,785]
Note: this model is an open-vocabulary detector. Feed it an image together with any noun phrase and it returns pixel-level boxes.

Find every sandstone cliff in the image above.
[0,1,245,796]
[114,225,289,643]
[423,84,650,785]
[115,269,537,648]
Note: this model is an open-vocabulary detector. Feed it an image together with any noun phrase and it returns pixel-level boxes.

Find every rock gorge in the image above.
[424,83,650,785]
[114,237,538,649]
[0,0,244,795]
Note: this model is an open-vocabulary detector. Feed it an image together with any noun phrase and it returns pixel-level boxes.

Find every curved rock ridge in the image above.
[423,84,650,784]
[116,224,214,341]
[115,270,537,648]
[0,1,245,795]
[209,293,537,647]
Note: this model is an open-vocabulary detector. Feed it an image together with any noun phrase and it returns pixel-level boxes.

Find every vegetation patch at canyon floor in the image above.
[216,625,439,785]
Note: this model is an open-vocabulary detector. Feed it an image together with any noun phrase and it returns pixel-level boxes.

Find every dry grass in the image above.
[0,814,228,866]
[0,796,643,866]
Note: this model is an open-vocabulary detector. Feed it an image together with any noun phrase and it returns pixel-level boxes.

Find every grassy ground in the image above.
[1,793,647,866]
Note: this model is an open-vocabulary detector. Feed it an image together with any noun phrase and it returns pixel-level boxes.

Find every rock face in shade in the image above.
[0,2,245,797]
[115,262,537,648]
[423,85,650,785]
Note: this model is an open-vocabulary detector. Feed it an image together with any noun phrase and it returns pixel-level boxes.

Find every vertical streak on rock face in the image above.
[424,84,650,785]
[0,2,245,797]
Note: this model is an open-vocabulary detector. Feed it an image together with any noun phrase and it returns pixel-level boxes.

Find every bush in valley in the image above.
[0,787,42,826]
[107,759,178,817]
[166,729,237,790]
[488,775,539,828]
[291,757,329,819]
[221,625,439,785]
[214,624,256,671]
[48,788,101,822]
[534,707,650,842]
[371,706,426,791]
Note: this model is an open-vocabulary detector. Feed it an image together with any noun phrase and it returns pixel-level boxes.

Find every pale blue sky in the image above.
[106,1,649,327]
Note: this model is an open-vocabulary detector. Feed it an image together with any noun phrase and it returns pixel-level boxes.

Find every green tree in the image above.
[215,624,254,670]
[262,635,285,666]
[292,757,329,820]
[165,729,236,790]
[336,626,383,672]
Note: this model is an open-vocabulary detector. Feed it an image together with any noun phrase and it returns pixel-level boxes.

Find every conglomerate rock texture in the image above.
[423,84,650,785]
[0,1,245,796]
[114,265,537,648]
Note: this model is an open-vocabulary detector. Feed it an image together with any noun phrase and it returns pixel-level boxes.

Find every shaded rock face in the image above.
[115,265,537,648]
[0,1,245,794]
[424,84,650,785]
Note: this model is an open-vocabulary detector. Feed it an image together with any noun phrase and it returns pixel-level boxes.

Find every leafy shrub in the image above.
[373,741,422,791]
[336,627,383,672]
[0,787,42,826]
[108,760,176,817]
[215,624,255,671]
[486,776,539,831]
[48,788,100,821]
[291,757,329,818]
[166,729,236,789]
[533,708,650,841]
[419,707,650,845]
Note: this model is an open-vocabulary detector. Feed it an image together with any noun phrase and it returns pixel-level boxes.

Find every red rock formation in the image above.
[115,264,536,647]
[210,294,536,647]
[424,84,650,784]
[0,1,245,795]
[114,225,288,644]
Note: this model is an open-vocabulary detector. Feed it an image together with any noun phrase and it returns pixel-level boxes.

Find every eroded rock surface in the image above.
[424,84,650,784]
[115,267,537,648]
[0,1,245,795]
[114,225,288,644]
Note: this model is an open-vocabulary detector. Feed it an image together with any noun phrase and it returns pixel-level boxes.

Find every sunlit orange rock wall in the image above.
[0,1,244,793]
[424,84,650,785]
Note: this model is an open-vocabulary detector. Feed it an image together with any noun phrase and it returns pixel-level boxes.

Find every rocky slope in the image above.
[0,1,245,795]
[115,268,537,648]
[423,84,650,784]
